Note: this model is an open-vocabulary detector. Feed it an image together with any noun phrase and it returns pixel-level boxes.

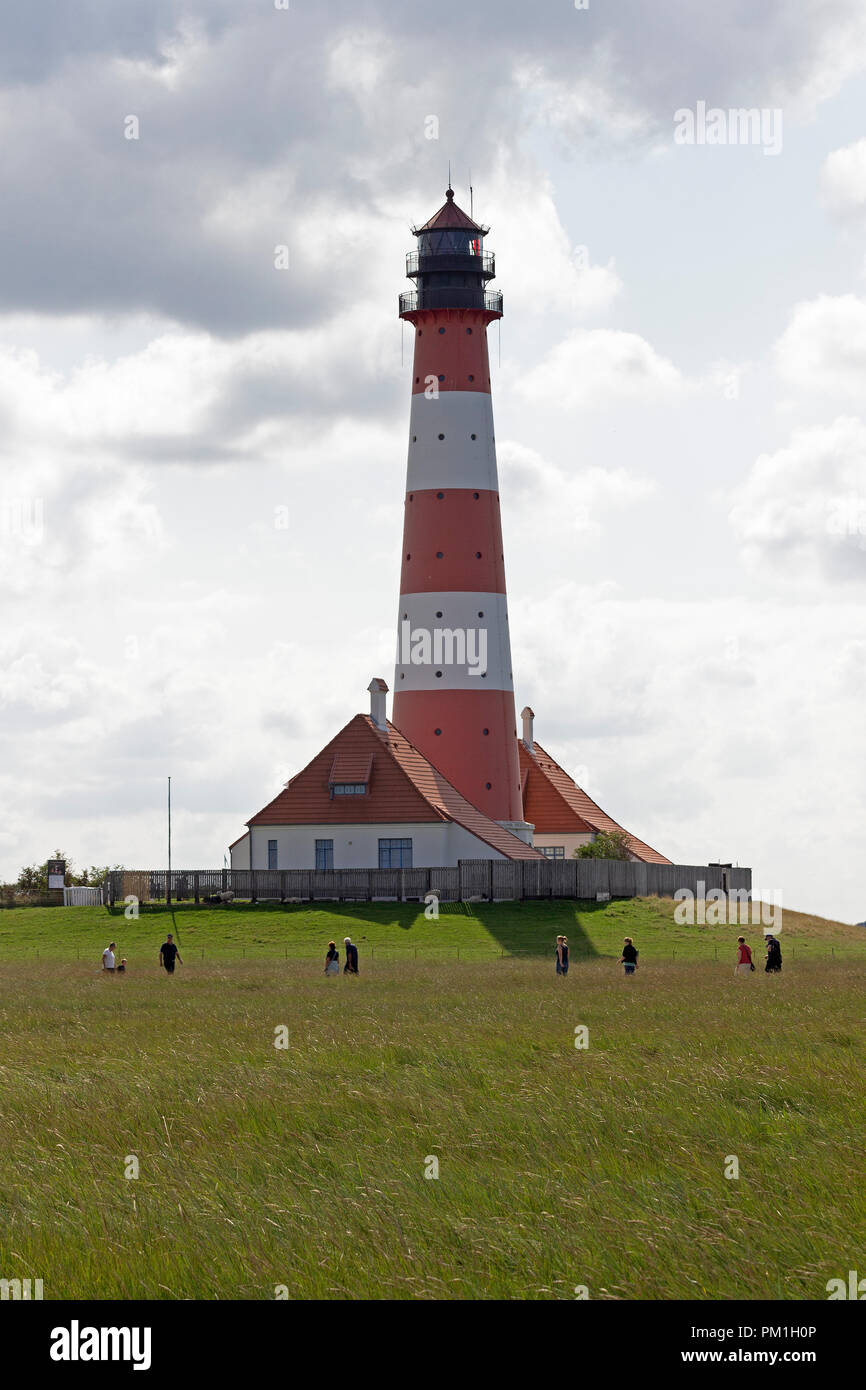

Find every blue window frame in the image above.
[315,839,334,871]
[540,845,565,860]
[378,837,413,869]
[331,783,367,796]
[268,839,278,870]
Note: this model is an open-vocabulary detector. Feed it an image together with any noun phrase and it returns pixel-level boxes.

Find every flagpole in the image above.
[167,775,172,902]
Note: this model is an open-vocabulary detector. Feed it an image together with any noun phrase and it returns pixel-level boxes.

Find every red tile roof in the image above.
[518,740,672,865]
[248,714,542,860]
[413,188,486,234]
[329,751,373,785]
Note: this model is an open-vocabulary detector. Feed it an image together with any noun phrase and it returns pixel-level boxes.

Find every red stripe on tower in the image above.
[393,187,531,840]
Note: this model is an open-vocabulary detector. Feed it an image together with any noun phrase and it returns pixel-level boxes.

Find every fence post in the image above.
[194,872,200,905]
[488,860,494,901]
[251,870,257,905]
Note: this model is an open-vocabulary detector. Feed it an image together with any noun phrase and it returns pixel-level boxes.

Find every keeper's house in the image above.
[229,680,543,872]
[229,683,670,872]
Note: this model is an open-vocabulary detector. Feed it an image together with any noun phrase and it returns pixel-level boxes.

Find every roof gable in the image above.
[518,740,672,865]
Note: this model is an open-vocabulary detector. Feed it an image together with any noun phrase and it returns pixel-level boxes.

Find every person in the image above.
[117,958,128,974]
[765,934,782,973]
[343,936,359,975]
[160,933,182,975]
[555,935,569,976]
[735,936,753,976]
[102,942,117,973]
[324,941,340,975]
[619,937,639,976]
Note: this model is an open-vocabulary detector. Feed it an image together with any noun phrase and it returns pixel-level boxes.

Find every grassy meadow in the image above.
[0,898,863,1299]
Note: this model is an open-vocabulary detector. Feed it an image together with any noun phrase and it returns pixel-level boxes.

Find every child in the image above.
[555,935,569,976]
[619,937,639,976]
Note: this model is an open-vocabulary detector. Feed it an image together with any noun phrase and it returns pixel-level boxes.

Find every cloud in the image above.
[728,416,866,583]
[516,328,685,410]
[821,136,866,219]
[775,293,866,401]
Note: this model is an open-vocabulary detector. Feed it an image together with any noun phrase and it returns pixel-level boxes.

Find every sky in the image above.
[0,1,864,921]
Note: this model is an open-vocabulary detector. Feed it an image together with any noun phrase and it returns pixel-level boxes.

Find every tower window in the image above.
[470,433,477,440]
[434,728,442,736]
[473,491,479,499]
[438,327,445,334]
[435,671,443,678]
[436,491,444,499]
[478,610,484,617]
[483,728,489,736]
[468,374,475,381]
[466,328,473,335]
[436,551,443,558]
[475,551,482,558]
[485,782,492,790]
[438,433,445,440]
[435,610,443,618]
[438,374,445,381]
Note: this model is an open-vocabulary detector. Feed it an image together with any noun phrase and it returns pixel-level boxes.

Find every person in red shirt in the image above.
[734,937,753,977]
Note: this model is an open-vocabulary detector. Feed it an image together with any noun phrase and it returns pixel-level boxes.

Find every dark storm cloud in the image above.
[1,0,861,334]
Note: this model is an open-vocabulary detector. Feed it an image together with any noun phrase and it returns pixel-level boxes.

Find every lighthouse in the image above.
[393,187,531,842]
[229,187,672,873]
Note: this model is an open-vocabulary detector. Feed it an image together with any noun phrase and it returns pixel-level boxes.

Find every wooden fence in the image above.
[107,862,751,906]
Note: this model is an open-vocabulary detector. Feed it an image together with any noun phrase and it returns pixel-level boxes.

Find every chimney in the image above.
[521,706,535,751]
[368,677,389,730]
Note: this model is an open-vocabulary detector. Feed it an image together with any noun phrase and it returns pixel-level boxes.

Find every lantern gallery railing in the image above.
[398,289,503,315]
[405,250,495,278]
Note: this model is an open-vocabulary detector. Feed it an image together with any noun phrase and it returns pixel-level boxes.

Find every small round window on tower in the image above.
[434,728,442,735]
[435,610,443,618]
[470,433,477,440]
[436,492,444,499]
[438,327,445,335]
[436,551,443,558]
[475,551,482,558]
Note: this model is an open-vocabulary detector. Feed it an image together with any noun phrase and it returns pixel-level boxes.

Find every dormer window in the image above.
[328,751,373,799]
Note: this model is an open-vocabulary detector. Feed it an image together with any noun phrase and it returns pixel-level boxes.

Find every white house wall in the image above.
[243,820,507,869]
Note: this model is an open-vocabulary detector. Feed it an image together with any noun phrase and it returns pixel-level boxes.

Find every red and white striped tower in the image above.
[393,187,531,842]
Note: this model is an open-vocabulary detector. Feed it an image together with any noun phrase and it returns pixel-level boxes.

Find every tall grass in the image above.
[0,956,863,1299]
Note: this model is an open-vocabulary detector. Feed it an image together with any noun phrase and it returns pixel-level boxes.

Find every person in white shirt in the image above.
[102,942,117,972]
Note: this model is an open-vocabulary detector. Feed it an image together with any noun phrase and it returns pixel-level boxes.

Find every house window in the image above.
[379,837,413,869]
[331,783,367,796]
[540,845,565,860]
[268,839,278,870]
[315,839,334,871]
